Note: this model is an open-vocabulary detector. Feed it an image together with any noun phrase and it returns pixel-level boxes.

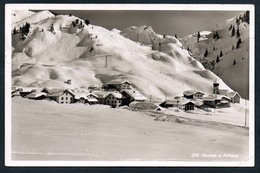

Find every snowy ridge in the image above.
[180,11,249,99]
[12,10,231,101]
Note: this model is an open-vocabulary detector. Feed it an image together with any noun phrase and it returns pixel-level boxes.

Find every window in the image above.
[61,101,63,104]
[66,97,68,100]
[61,97,64,100]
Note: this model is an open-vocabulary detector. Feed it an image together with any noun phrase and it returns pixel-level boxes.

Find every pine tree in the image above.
[204,49,208,57]
[231,26,236,37]
[229,24,233,31]
[215,31,220,39]
[197,31,201,42]
[85,19,90,25]
[236,27,240,38]
[233,59,236,65]
[175,34,177,38]
[236,38,242,49]
[232,45,234,50]
[187,47,190,51]
[12,27,17,34]
[236,17,240,25]
[244,11,250,24]
[216,55,220,63]
[220,50,223,57]
[213,46,216,51]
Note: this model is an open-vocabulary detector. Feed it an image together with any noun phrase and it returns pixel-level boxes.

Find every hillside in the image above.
[11,10,232,101]
[180,11,249,99]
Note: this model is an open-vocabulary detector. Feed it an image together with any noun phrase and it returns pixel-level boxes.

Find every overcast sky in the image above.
[50,10,244,37]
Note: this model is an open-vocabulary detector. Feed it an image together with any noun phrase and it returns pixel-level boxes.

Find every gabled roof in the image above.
[226,92,241,98]
[46,89,74,97]
[104,92,122,99]
[20,87,42,93]
[26,92,47,98]
[164,99,194,106]
[106,79,131,85]
[93,91,110,99]
[121,89,146,101]
[202,95,217,101]
[183,90,205,96]
[203,95,232,102]
[72,92,88,100]
[86,97,98,102]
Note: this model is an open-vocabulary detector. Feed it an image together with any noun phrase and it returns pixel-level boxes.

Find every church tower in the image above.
[213,81,219,94]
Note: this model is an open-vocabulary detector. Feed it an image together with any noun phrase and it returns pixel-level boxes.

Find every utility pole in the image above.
[105,55,108,68]
[176,99,179,113]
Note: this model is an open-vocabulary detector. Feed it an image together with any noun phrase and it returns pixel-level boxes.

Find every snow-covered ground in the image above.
[11,97,249,161]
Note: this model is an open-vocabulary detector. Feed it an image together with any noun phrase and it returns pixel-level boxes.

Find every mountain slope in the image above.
[180,12,249,99]
[11,10,232,101]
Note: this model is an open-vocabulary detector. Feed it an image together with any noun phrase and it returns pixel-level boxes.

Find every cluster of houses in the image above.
[11,79,147,108]
[12,79,241,112]
[160,81,241,111]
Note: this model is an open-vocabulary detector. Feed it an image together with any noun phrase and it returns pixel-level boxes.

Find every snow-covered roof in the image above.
[203,95,231,102]
[46,89,74,97]
[20,87,42,92]
[219,89,229,95]
[93,91,110,98]
[226,92,240,98]
[86,97,98,102]
[26,92,47,98]
[165,99,194,106]
[107,79,131,85]
[104,92,122,99]
[202,95,217,101]
[121,89,146,101]
[194,100,204,106]
[183,90,205,96]
[73,92,88,100]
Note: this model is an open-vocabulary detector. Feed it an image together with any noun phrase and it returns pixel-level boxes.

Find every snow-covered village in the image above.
[7,6,252,165]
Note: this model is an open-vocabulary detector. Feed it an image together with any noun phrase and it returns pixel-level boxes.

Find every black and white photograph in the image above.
[5,4,255,166]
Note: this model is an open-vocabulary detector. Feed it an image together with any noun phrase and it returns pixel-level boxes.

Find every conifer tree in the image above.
[216,55,220,63]
[220,50,223,57]
[236,27,240,38]
[236,38,242,49]
[233,59,236,65]
[197,31,201,42]
[204,49,208,57]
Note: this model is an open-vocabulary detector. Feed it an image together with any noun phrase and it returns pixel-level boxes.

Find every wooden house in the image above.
[160,99,195,111]
[106,79,131,91]
[120,89,146,106]
[46,89,74,104]
[25,92,47,100]
[226,92,241,103]
[93,91,109,104]
[19,88,42,98]
[86,93,98,105]
[203,95,231,108]
[183,90,205,99]
[104,92,122,108]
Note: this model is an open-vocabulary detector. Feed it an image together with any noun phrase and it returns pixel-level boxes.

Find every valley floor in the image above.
[11,97,249,162]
